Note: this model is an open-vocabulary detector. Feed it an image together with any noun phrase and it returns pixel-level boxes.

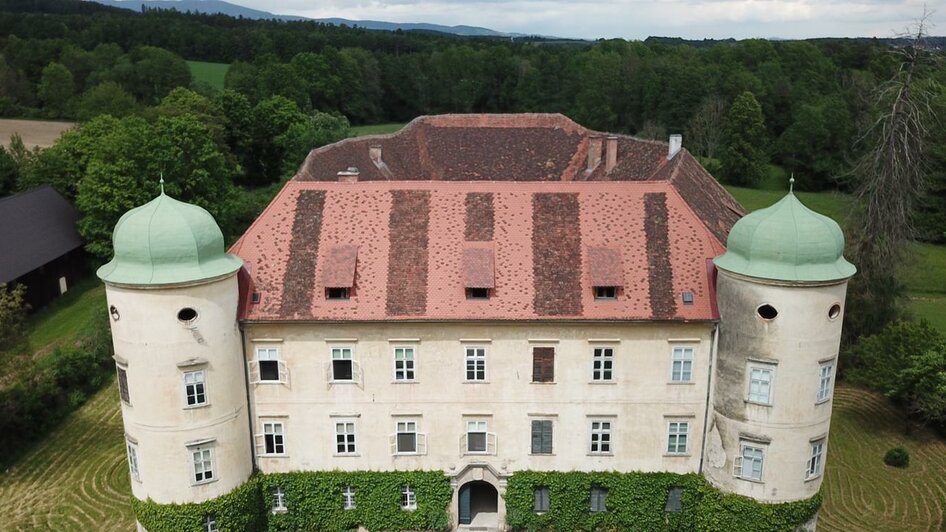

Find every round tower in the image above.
[703,189,856,507]
[97,190,252,510]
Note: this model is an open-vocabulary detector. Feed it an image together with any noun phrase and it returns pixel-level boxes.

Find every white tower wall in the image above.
[105,273,252,504]
[704,268,847,502]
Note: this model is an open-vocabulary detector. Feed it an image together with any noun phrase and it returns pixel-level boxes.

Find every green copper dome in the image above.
[714,192,856,282]
[97,192,242,286]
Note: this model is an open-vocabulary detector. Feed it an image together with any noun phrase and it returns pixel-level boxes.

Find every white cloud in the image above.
[232,0,943,39]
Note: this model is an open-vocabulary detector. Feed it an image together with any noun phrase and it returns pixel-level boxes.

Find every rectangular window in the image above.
[396,421,417,453]
[533,486,550,513]
[263,422,285,455]
[336,422,357,454]
[667,422,689,454]
[117,366,130,404]
[401,485,417,510]
[531,420,553,454]
[747,367,774,404]
[532,347,555,383]
[126,440,140,482]
[394,347,416,381]
[327,287,350,300]
[272,487,287,513]
[670,347,694,382]
[332,347,354,381]
[590,420,611,454]
[592,347,614,381]
[184,370,207,407]
[590,486,608,512]
[735,444,765,481]
[256,347,281,382]
[204,515,218,532]
[817,362,834,402]
[342,486,356,510]
[594,286,617,299]
[466,287,490,299]
[191,447,214,484]
[807,440,825,479]
[465,347,486,381]
[467,420,488,453]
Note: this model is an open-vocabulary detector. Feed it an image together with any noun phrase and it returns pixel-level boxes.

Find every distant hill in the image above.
[88,0,526,37]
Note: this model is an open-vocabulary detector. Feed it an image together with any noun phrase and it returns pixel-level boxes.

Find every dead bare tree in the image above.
[685,96,727,159]
[845,10,941,341]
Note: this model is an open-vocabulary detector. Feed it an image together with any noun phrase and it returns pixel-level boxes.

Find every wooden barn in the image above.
[0,185,85,310]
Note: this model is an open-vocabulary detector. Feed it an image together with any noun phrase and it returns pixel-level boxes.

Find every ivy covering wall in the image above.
[132,471,452,532]
[131,470,820,531]
[505,471,822,532]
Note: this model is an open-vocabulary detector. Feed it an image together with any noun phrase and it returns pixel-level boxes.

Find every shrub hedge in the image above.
[132,470,820,532]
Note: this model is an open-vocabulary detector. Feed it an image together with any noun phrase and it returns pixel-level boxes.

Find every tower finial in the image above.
[159,172,165,195]
[789,173,795,193]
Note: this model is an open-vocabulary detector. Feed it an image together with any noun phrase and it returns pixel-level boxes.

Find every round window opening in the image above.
[757,304,778,320]
[177,307,198,324]
[109,305,120,321]
[828,304,842,320]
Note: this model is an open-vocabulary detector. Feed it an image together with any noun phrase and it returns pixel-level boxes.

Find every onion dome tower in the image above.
[704,181,855,511]
[97,184,251,513]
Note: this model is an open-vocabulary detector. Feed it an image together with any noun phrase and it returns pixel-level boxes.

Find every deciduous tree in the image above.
[719,91,767,186]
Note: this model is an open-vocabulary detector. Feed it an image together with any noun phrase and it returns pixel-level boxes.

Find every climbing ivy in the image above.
[505,471,822,532]
[132,475,265,532]
[131,470,452,532]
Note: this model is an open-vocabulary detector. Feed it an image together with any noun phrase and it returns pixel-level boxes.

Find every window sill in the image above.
[529,453,555,457]
[735,476,764,484]
[744,400,773,407]
[192,478,218,487]
[663,453,691,457]
[329,380,358,385]
[463,451,493,456]
[463,380,490,384]
[255,380,285,385]
[393,451,421,456]
[271,508,287,514]
[183,403,211,410]
[392,380,418,384]
[401,506,417,512]
[815,398,831,405]
[804,474,822,483]
[667,381,695,385]
[530,381,556,385]
[259,454,289,458]
[587,452,614,457]
[333,453,361,457]
[588,380,617,385]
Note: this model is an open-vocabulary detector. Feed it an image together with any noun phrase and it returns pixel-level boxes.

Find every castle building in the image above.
[97,114,855,531]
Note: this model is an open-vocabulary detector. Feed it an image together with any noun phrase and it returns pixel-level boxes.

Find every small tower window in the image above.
[177,307,198,324]
[757,304,778,320]
[109,305,121,321]
[828,304,841,320]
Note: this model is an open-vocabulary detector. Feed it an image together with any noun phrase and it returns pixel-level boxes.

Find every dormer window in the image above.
[327,287,350,300]
[594,286,617,299]
[322,245,358,301]
[588,247,622,301]
[462,247,494,301]
[466,287,490,300]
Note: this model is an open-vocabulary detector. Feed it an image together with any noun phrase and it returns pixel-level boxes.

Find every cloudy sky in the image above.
[228,0,941,40]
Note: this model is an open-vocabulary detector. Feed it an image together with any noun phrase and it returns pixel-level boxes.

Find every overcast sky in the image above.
[227,0,941,40]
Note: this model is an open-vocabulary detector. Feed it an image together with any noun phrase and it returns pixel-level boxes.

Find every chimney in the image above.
[668,134,682,160]
[605,136,618,173]
[586,136,603,174]
[337,166,359,183]
[369,145,382,166]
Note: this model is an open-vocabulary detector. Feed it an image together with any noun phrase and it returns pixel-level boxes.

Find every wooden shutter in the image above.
[247,361,260,384]
[532,420,552,454]
[417,433,427,455]
[486,432,497,455]
[389,434,397,455]
[532,347,555,383]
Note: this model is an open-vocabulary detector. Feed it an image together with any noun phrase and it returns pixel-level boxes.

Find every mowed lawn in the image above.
[350,123,404,136]
[187,60,229,91]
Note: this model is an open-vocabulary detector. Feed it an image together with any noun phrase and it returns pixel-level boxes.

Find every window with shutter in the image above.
[532,347,554,383]
[531,420,553,454]
[117,366,130,404]
[533,486,550,513]
[590,486,608,512]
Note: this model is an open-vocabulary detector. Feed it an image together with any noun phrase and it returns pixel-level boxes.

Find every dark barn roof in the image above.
[0,186,83,284]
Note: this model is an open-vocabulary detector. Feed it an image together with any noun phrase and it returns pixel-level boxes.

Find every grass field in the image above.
[187,60,229,91]
[0,118,75,149]
[819,385,946,531]
[350,123,405,136]
[0,380,134,531]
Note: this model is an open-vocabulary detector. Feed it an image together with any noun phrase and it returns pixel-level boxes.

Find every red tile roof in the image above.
[232,114,743,322]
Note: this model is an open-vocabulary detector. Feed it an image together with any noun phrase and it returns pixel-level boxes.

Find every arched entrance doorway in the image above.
[458,480,498,527]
